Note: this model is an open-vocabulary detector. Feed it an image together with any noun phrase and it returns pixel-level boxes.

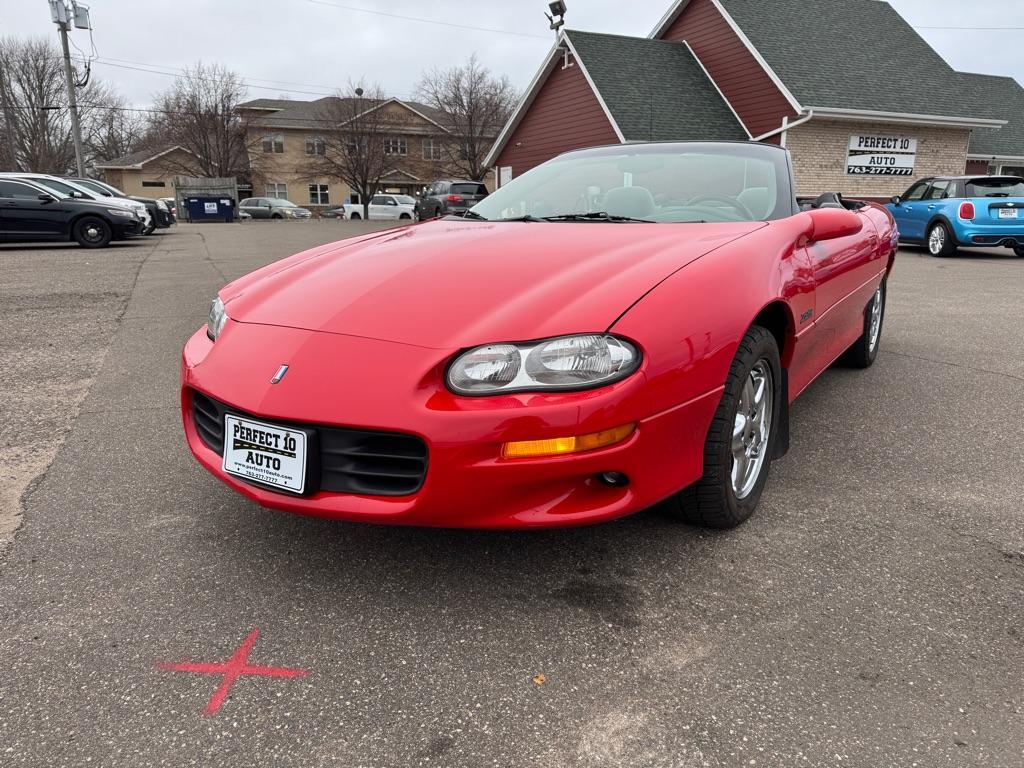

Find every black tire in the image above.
[840,279,886,368]
[72,216,113,249]
[350,212,361,220]
[434,206,443,219]
[668,326,783,529]
[143,219,157,236]
[271,213,283,220]
[1013,246,1024,257]
[926,221,956,257]
[399,213,411,220]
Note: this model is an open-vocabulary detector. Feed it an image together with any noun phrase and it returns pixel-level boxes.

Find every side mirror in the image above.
[806,207,862,243]
[38,193,56,204]
[890,195,902,205]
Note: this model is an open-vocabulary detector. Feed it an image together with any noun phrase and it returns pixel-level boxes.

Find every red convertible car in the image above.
[182,141,896,529]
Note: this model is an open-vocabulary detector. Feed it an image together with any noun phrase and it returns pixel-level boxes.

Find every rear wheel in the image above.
[927,222,956,257]
[72,216,112,248]
[399,213,411,220]
[1013,246,1024,257]
[668,325,782,529]
[840,280,886,368]
[350,212,361,220]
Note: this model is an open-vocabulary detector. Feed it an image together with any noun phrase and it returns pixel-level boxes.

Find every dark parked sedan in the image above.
[238,197,313,219]
[0,178,143,247]
[66,177,172,233]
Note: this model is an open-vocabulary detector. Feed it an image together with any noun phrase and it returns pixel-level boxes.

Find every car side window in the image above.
[384,197,397,206]
[925,181,949,200]
[903,182,929,201]
[0,180,45,199]
[240,198,254,206]
[370,196,388,205]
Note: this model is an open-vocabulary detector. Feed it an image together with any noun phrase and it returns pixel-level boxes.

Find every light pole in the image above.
[48,0,90,177]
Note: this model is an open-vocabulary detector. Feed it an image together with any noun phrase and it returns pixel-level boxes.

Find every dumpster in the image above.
[184,196,235,223]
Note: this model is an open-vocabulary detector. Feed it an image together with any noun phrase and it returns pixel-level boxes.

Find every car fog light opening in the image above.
[597,471,630,487]
[501,423,636,459]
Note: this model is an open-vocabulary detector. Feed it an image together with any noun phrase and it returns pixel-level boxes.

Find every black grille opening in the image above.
[320,429,428,496]
[189,389,427,496]
[192,391,225,454]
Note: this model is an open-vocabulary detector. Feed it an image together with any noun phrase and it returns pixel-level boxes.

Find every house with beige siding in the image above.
[239,97,493,212]
[94,145,203,197]
[488,0,1022,201]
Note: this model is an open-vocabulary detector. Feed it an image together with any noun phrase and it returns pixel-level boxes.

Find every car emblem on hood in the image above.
[271,364,289,384]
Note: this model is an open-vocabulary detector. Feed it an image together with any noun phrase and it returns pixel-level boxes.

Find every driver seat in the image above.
[603,186,656,219]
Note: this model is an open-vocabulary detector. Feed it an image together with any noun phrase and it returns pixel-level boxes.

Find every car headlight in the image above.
[109,208,134,217]
[446,334,640,395]
[207,296,229,341]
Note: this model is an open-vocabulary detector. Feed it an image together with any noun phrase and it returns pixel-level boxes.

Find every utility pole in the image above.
[57,17,85,176]
[49,0,89,177]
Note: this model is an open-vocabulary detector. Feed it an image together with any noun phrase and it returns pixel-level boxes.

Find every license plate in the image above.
[998,208,1018,219]
[222,415,307,493]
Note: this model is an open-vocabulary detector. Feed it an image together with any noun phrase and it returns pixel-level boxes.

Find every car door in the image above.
[368,196,391,220]
[0,179,70,238]
[804,213,882,359]
[891,180,930,240]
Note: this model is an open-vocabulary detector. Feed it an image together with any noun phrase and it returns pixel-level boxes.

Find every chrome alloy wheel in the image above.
[867,285,883,352]
[731,360,773,500]
[928,225,945,255]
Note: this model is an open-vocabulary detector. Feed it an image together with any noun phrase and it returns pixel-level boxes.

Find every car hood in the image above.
[224,220,765,349]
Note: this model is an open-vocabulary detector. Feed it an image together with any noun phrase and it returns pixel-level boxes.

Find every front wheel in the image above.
[143,219,157,236]
[72,216,113,248]
[927,222,956,257]
[1013,246,1024,257]
[399,213,411,220]
[840,280,886,368]
[668,325,782,529]
[350,212,361,220]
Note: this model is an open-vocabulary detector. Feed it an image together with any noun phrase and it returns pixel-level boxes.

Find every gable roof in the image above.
[652,0,1004,127]
[959,73,1024,160]
[566,30,748,142]
[94,144,194,169]
[485,30,746,166]
[237,96,453,132]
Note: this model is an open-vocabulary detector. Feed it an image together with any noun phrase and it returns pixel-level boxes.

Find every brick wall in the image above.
[786,118,970,198]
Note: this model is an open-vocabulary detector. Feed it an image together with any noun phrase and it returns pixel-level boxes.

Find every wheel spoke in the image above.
[733,414,747,453]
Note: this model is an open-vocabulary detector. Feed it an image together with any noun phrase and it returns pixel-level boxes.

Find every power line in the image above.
[297,0,549,40]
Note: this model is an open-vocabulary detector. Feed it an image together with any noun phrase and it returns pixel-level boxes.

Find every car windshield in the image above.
[23,178,72,198]
[71,179,111,195]
[271,198,297,207]
[394,195,416,205]
[469,143,788,223]
[965,177,1024,197]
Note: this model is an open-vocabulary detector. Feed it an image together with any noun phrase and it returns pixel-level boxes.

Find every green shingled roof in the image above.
[718,0,980,119]
[565,30,748,142]
[959,73,1024,159]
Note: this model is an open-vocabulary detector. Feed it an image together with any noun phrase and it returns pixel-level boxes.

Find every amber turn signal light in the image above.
[501,423,636,459]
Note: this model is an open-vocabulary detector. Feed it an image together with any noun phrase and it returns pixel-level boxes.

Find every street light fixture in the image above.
[545,1,567,33]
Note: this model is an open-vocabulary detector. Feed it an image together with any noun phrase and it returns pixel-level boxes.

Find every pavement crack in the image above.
[882,349,1024,384]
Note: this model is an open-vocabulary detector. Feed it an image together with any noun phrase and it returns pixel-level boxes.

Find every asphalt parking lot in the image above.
[1,222,1022,767]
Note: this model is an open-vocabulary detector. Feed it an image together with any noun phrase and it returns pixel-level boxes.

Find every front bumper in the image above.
[181,324,720,529]
[112,218,144,239]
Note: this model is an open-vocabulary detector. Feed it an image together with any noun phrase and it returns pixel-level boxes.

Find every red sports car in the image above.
[182,141,896,529]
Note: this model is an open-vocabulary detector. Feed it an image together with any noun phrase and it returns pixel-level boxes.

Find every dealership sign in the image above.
[846,135,917,176]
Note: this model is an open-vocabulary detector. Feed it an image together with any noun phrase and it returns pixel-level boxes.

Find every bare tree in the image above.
[150,62,249,177]
[84,91,146,164]
[0,36,121,173]
[302,82,393,219]
[415,54,517,181]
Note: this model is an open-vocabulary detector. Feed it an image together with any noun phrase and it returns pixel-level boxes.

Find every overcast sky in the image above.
[1,0,1020,107]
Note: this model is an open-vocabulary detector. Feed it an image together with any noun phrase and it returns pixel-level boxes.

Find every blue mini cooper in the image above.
[887,176,1024,257]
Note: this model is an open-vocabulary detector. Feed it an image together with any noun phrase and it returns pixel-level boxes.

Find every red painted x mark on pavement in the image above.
[157,629,308,715]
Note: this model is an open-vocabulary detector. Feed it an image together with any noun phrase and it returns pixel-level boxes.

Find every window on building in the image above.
[262,133,284,153]
[266,182,288,199]
[141,180,166,188]
[422,138,443,161]
[384,137,408,156]
[305,136,326,155]
[308,184,329,205]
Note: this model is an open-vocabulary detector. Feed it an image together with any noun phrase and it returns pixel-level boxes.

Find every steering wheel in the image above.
[686,193,755,220]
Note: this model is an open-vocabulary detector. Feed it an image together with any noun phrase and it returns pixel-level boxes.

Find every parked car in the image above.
[65,177,172,234]
[238,197,312,219]
[181,140,896,530]
[158,197,177,223]
[887,175,1024,257]
[0,177,143,247]
[416,180,489,220]
[343,194,416,221]
[1,172,153,233]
